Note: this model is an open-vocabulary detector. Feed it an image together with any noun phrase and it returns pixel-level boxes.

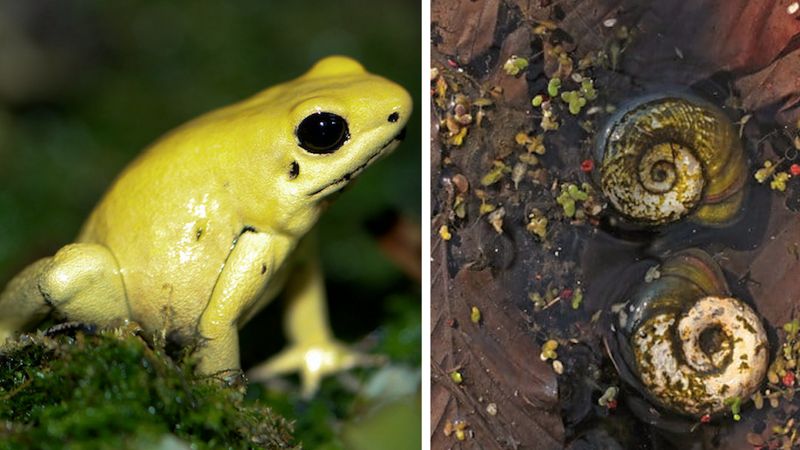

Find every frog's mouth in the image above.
[307,126,406,197]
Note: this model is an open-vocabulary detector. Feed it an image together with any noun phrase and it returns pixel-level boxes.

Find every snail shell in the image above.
[611,249,768,417]
[596,94,747,226]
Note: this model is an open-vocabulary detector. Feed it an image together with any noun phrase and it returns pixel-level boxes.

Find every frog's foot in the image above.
[247,341,385,397]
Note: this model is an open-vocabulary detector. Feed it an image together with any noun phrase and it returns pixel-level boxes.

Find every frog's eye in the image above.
[296,112,350,154]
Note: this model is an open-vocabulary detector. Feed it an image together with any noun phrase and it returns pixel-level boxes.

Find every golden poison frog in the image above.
[0,56,412,396]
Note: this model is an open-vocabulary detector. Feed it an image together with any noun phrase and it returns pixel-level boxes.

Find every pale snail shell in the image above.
[611,249,768,417]
[596,94,747,226]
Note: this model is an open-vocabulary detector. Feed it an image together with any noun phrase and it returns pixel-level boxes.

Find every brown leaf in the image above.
[620,0,800,79]
[432,0,501,65]
[736,47,800,126]
[431,253,564,449]
[374,213,422,282]
[724,200,800,328]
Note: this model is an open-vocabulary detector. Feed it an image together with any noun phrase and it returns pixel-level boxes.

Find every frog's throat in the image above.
[306,127,406,197]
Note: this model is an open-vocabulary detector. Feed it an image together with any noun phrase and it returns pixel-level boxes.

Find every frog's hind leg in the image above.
[0,258,54,344]
[0,243,130,344]
[247,239,383,397]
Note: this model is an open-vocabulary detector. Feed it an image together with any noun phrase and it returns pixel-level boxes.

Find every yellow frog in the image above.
[0,56,412,396]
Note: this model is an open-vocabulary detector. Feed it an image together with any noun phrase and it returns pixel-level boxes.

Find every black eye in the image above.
[296,112,350,154]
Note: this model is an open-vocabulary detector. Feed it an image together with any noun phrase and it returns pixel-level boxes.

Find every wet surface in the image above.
[431,1,800,448]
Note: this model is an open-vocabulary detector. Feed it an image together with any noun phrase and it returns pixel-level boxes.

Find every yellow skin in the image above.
[0,56,412,396]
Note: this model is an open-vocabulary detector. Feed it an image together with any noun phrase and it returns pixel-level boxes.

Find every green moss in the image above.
[0,327,295,450]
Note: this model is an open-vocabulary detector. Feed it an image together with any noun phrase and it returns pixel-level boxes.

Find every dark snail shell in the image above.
[607,249,768,418]
[595,94,747,226]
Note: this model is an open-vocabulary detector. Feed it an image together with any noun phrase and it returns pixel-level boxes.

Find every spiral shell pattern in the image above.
[616,249,768,417]
[597,94,747,226]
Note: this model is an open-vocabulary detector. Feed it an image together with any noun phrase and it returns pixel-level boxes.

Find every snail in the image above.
[595,94,747,226]
[606,248,768,418]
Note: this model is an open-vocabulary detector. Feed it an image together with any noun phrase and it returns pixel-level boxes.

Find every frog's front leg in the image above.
[247,241,383,397]
[0,243,129,343]
[196,229,287,380]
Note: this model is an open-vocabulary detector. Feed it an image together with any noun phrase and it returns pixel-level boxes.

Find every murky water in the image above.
[431,2,800,448]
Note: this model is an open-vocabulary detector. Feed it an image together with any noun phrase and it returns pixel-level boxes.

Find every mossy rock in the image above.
[0,324,295,450]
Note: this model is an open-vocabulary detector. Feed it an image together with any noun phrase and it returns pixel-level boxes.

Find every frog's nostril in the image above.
[387,112,399,123]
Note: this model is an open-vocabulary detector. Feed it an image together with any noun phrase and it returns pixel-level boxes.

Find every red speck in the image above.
[447,58,459,68]
[580,159,595,173]
[560,288,574,300]
[791,163,800,176]
[700,414,711,424]
[606,399,617,410]
[782,371,795,387]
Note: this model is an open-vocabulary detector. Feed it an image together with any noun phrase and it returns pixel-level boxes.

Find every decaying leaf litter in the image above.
[431,0,800,448]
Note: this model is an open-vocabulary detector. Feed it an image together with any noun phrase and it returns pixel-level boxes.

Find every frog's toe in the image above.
[246,341,384,397]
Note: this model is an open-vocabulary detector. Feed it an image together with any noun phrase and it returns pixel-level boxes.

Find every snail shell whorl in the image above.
[598,95,747,226]
[619,250,768,417]
[632,295,767,416]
